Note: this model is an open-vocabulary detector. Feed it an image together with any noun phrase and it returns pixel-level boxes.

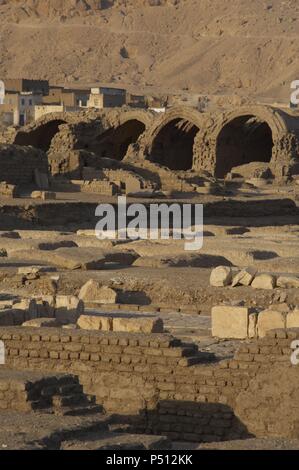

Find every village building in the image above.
[86,87,126,109]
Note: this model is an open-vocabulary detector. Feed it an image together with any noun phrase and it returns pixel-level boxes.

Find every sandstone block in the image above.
[232,267,257,287]
[210,266,232,287]
[22,318,59,328]
[277,275,299,289]
[248,313,258,339]
[55,296,84,324]
[286,309,299,329]
[257,309,286,338]
[251,274,276,290]
[77,315,112,331]
[212,305,249,339]
[79,280,117,304]
[112,317,164,334]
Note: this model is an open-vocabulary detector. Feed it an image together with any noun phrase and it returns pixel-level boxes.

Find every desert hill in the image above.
[0,0,298,101]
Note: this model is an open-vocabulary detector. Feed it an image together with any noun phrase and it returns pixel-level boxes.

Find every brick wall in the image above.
[0,327,295,442]
[0,145,48,186]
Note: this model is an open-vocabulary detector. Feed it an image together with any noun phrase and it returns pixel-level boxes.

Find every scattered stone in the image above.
[232,267,257,287]
[211,305,249,339]
[79,280,118,304]
[210,266,232,287]
[277,275,299,289]
[251,273,276,290]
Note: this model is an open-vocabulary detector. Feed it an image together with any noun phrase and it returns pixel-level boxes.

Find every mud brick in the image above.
[133,365,150,373]
[106,345,123,354]
[71,335,81,343]
[80,336,90,344]
[61,336,71,343]
[29,350,39,358]
[146,356,167,365]
[90,353,100,362]
[122,346,142,356]
[99,337,109,345]
[234,353,254,362]
[41,335,51,342]
[121,356,132,364]
[19,350,29,357]
[247,345,260,354]
[69,352,79,360]
[253,354,269,363]
[228,360,239,369]
[162,348,185,358]
[13,334,22,340]
[48,343,63,352]
[287,330,299,339]
[275,329,288,339]
[49,351,59,359]
[0,381,9,391]
[143,348,162,356]
[138,338,151,347]
[31,334,41,342]
[110,355,121,364]
[58,351,69,360]
[64,343,82,352]
[115,364,134,372]
[9,348,19,356]
[109,337,120,346]
[118,338,129,346]
[50,335,60,343]
[178,357,200,367]
[79,352,90,361]
[219,360,229,369]
[84,344,101,353]
[206,379,217,386]
[1,334,12,340]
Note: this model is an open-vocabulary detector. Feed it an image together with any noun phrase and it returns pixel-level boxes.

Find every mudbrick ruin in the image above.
[0,104,299,449]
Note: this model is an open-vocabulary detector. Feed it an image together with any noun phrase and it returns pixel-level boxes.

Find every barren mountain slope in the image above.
[0,0,298,99]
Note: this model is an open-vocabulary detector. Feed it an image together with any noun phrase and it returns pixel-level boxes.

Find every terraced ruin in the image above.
[1,104,299,449]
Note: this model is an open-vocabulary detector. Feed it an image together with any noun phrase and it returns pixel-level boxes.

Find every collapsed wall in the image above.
[0,325,298,442]
[0,144,48,186]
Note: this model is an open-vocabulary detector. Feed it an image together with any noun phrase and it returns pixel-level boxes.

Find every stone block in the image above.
[277,276,299,289]
[77,315,113,331]
[211,305,249,339]
[286,309,299,329]
[22,318,59,328]
[251,274,276,290]
[248,313,258,339]
[210,266,232,287]
[79,280,118,304]
[257,309,286,338]
[55,296,84,324]
[112,317,164,334]
[232,267,257,287]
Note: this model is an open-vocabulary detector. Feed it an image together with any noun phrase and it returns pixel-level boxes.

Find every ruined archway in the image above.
[95,119,146,160]
[150,118,199,170]
[215,115,274,178]
[14,119,67,151]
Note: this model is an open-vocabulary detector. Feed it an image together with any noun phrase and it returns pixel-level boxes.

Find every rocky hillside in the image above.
[0,0,298,100]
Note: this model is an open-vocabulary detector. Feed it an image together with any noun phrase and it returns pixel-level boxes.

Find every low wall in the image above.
[0,326,296,442]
